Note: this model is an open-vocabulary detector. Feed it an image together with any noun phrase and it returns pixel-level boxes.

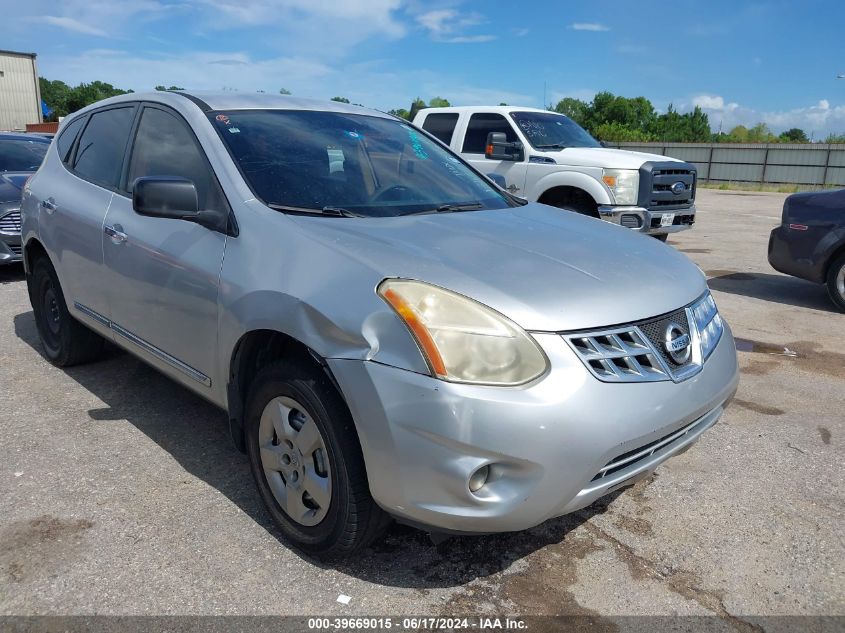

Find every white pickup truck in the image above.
[412,106,697,240]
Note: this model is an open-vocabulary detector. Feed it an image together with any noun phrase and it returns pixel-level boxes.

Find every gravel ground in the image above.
[0,189,842,626]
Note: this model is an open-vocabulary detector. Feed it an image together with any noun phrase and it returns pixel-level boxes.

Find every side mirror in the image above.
[133,177,199,220]
[485,132,523,161]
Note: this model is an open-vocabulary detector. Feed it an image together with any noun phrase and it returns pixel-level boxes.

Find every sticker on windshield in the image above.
[343,130,363,140]
[406,128,428,160]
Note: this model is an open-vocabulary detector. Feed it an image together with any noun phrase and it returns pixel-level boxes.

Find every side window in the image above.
[461,113,519,154]
[128,107,226,212]
[422,113,459,145]
[73,107,135,188]
[56,116,85,164]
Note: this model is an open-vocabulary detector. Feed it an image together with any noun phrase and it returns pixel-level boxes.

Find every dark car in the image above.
[0,132,50,264]
[768,188,845,311]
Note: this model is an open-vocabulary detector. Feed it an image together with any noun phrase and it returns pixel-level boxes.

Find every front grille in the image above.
[0,209,22,234]
[591,415,707,482]
[640,163,696,212]
[636,308,690,368]
[563,303,701,383]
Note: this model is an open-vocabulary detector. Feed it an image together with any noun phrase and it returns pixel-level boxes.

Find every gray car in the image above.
[21,92,738,557]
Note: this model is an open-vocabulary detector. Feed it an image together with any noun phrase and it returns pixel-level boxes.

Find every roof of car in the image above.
[416,105,551,116]
[0,132,51,142]
[67,90,395,121]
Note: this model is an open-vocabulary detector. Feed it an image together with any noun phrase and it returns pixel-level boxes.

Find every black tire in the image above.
[245,360,390,558]
[652,233,669,243]
[29,256,104,367]
[825,254,845,312]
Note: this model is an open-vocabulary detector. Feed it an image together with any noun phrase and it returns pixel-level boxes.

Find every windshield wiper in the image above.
[401,202,484,216]
[266,203,365,218]
[534,143,569,149]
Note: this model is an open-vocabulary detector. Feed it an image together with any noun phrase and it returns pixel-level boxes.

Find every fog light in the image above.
[468,465,490,492]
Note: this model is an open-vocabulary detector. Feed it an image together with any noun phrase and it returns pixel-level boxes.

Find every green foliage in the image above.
[155,85,184,91]
[824,133,845,144]
[39,77,131,119]
[593,122,653,142]
[331,96,350,103]
[387,108,411,120]
[553,97,589,127]
[427,96,451,108]
[779,127,809,143]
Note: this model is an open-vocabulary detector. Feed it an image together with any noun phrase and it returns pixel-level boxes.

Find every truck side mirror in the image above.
[485,132,524,161]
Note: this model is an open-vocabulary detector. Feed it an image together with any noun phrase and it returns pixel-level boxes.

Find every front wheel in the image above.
[825,254,845,312]
[245,361,390,557]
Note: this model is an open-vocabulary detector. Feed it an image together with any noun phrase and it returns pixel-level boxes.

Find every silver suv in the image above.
[21,92,738,557]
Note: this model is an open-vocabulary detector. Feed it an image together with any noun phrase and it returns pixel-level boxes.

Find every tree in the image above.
[39,77,131,118]
[428,96,451,108]
[408,97,427,120]
[824,133,845,144]
[279,88,292,95]
[387,108,411,120]
[155,85,184,91]
[553,97,589,126]
[331,96,350,103]
[779,128,809,143]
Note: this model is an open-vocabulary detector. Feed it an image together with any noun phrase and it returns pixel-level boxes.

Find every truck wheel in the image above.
[29,256,104,367]
[652,234,669,243]
[825,254,845,312]
[244,360,390,558]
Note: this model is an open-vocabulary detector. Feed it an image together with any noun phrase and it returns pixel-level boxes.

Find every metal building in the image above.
[0,50,43,131]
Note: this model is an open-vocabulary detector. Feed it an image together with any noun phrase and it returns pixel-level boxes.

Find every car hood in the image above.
[292,203,707,332]
[546,147,684,169]
[0,172,30,204]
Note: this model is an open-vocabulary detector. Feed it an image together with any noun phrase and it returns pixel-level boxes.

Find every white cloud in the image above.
[686,94,845,136]
[570,23,610,32]
[415,8,496,43]
[512,27,530,37]
[41,16,109,36]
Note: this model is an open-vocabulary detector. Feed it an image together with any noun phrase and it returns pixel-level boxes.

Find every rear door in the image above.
[101,103,229,393]
[459,112,528,196]
[38,105,137,332]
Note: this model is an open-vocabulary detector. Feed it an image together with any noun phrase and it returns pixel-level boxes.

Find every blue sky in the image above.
[2,0,844,135]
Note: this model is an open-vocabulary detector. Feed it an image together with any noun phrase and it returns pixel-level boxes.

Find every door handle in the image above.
[104,224,128,244]
[40,198,57,213]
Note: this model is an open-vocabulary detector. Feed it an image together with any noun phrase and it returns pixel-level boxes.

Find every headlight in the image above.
[378,279,549,386]
[602,168,639,205]
[690,291,723,360]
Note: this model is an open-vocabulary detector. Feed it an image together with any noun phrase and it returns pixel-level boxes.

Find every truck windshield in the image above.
[0,138,49,172]
[510,111,601,150]
[210,110,512,217]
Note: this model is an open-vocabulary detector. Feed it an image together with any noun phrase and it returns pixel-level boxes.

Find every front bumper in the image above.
[598,204,696,235]
[329,324,738,533]
[0,232,22,264]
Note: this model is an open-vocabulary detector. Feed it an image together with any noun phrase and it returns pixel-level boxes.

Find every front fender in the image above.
[532,171,613,206]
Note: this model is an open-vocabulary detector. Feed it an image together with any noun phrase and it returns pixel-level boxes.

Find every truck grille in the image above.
[640,162,696,212]
[0,209,22,234]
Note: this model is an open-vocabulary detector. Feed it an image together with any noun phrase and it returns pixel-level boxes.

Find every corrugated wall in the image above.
[0,51,41,131]
[609,142,845,186]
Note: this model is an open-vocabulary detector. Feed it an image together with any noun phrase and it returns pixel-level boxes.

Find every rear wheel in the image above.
[29,256,104,366]
[825,254,845,312]
[245,360,390,557]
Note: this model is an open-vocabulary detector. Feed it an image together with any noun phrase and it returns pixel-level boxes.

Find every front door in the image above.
[461,112,528,196]
[102,104,230,393]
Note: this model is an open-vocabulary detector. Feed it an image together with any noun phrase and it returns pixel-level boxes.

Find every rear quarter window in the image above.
[421,113,459,146]
[56,116,85,164]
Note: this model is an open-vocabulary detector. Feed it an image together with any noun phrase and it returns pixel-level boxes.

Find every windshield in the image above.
[511,111,600,149]
[210,110,512,217]
[0,138,49,172]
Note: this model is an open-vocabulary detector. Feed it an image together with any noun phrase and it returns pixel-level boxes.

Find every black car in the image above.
[0,132,51,264]
[768,188,845,312]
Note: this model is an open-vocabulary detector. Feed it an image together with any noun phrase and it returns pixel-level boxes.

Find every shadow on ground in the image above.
[0,262,25,284]
[707,271,836,313]
[13,309,614,589]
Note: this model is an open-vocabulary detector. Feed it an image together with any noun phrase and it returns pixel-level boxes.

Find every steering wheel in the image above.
[372,184,422,203]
